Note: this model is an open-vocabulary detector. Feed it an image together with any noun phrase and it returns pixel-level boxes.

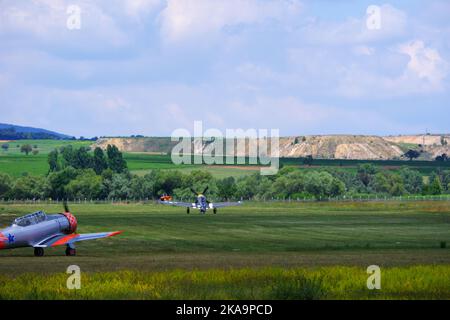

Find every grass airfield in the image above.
[0,201,449,299]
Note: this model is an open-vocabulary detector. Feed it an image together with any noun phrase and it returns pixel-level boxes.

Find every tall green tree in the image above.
[217,177,236,200]
[93,147,108,174]
[303,171,345,200]
[11,175,49,199]
[66,169,102,199]
[72,147,92,169]
[429,176,443,195]
[129,175,155,199]
[48,149,60,172]
[106,145,127,173]
[154,170,184,195]
[60,145,75,168]
[357,164,378,187]
[439,170,450,192]
[235,175,258,200]
[0,173,13,198]
[106,174,132,199]
[399,167,423,194]
[47,167,79,199]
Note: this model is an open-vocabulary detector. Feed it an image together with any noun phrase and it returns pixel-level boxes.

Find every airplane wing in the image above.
[158,200,194,207]
[33,231,122,248]
[211,201,242,208]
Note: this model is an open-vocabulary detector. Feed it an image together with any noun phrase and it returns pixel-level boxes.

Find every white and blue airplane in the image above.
[159,187,242,214]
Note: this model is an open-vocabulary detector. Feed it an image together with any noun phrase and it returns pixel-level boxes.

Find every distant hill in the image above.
[95,134,450,161]
[0,123,74,140]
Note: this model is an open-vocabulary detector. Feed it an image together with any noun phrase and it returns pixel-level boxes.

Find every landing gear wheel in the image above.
[213,208,217,214]
[34,247,44,257]
[65,247,76,256]
[186,207,190,214]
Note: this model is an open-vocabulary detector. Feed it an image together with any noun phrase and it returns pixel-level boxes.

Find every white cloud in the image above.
[226,96,401,134]
[299,4,407,45]
[0,1,449,136]
[0,0,128,49]
[159,0,302,43]
[124,0,162,20]
[334,40,449,98]
[103,96,131,111]
[0,0,66,37]
[353,45,375,56]
[398,40,449,86]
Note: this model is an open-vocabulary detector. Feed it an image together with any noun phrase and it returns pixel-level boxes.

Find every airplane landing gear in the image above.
[34,247,44,257]
[65,244,76,256]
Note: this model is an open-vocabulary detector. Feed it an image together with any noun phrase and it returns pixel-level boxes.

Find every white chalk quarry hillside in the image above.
[95,134,450,160]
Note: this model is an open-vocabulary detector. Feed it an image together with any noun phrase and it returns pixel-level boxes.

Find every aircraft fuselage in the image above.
[0,213,75,250]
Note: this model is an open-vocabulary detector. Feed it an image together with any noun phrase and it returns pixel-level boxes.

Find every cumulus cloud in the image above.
[0,0,129,51]
[353,45,375,56]
[224,96,403,135]
[124,0,162,17]
[335,40,449,98]
[0,1,449,136]
[159,0,302,43]
[299,4,407,45]
[398,40,449,86]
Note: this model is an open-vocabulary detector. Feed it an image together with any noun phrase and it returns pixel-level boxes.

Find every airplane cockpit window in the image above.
[13,211,47,227]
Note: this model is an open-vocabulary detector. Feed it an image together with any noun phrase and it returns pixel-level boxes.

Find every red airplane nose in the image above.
[62,212,78,234]
[0,232,7,249]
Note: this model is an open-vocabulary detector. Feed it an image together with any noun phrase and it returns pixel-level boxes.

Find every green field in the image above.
[0,140,260,178]
[0,139,92,155]
[125,153,262,178]
[1,139,449,178]
[0,201,449,299]
[1,140,449,299]
[0,140,93,177]
[281,157,450,175]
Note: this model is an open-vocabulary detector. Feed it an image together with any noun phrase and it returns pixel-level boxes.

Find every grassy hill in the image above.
[0,123,74,140]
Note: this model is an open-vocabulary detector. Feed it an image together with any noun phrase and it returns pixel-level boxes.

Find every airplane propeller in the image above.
[191,186,209,195]
[63,201,70,213]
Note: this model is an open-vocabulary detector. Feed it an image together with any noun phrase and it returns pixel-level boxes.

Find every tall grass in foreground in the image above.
[0,266,449,300]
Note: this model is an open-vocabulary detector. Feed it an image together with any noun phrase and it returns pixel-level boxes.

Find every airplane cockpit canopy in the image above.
[13,211,47,227]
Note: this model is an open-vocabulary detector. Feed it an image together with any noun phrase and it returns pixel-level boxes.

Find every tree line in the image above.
[0,145,449,201]
[47,145,127,174]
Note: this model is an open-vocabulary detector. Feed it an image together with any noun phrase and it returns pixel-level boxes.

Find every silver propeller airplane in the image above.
[159,186,242,214]
[0,203,122,256]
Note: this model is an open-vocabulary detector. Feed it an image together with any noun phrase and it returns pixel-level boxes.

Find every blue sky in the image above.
[0,0,449,137]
